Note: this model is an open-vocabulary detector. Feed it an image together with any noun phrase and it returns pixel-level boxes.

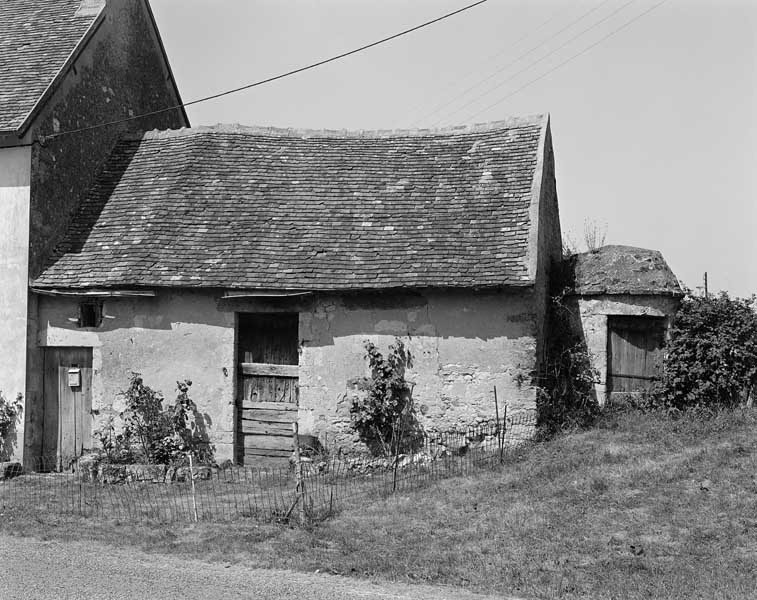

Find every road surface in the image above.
[0,534,516,599]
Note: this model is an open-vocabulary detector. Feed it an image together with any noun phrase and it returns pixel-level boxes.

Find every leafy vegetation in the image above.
[538,267,601,436]
[350,339,423,456]
[0,391,23,458]
[5,407,755,599]
[95,374,213,465]
[658,292,757,410]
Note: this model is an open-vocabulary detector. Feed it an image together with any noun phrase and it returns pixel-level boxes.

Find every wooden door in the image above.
[42,347,93,470]
[608,316,665,393]
[236,314,299,466]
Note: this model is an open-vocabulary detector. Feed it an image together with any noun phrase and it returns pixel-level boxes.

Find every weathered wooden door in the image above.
[236,314,299,466]
[42,347,93,470]
[607,316,665,394]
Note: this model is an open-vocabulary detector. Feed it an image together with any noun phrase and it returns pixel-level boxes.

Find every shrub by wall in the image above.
[659,293,757,409]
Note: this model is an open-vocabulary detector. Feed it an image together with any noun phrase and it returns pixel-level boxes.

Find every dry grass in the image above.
[2,408,756,599]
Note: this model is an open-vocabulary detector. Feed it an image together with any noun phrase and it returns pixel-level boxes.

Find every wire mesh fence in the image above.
[0,412,535,524]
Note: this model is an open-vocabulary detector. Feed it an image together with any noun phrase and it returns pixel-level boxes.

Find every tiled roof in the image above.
[0,0,103,132]
[565,245,683,297]
[34,116,547,291]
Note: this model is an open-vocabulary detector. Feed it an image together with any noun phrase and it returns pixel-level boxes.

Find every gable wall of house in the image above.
[531,123,562,379]
[26,0,186,277]
[33,288,540,462]
[15,0,187,461]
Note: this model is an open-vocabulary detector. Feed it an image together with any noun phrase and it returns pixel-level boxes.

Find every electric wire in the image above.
[463,0,669,123]
[400,3,571,127]
[425,0,639,128]
[410,0,615,128]
[42,0,489,141]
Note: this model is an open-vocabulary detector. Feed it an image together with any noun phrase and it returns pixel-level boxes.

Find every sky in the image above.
[150,0,756,297]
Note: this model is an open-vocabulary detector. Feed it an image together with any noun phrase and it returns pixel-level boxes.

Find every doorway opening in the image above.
[235,313,299,466]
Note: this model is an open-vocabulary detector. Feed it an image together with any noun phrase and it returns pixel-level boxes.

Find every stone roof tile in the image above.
[34,116,546,290]
[0,0,103,132]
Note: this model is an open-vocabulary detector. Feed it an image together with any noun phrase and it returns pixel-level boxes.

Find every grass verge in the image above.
[2,407,756,599]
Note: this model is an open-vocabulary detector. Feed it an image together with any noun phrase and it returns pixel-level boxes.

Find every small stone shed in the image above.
[562,245,683,405]
[28,115,562,466]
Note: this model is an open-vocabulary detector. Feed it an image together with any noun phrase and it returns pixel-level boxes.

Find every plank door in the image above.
[42,347,93,470]
[236,313,299,466]
[607,316,665,393]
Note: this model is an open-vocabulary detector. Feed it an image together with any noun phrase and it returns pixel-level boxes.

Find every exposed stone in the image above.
[97,463,127,484]
[173,465,213,482]
[124,464,166,483]
[75,454,101,482]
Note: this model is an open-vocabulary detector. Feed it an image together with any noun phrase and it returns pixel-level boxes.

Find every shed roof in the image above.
[34,115,550,291]
[0,0,104,133]
[566,245,683,297]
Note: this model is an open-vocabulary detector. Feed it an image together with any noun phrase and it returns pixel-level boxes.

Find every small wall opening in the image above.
[77,300,103,328]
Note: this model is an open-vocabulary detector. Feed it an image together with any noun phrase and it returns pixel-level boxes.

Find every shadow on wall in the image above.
[536,257,600,433]
[39,288,538,344]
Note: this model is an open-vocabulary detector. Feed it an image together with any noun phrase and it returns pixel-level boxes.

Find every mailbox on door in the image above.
[67,368,81,388]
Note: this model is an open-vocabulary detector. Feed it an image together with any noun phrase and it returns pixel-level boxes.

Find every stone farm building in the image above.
[29,117,561,465]
[562,245,684,405]
[1,1,683,469]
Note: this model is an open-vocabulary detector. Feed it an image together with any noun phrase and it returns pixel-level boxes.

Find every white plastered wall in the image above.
[0,146,31,460]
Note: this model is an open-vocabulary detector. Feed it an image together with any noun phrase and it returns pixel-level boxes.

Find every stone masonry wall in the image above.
[297,290,539,453]
[35,288,540,462]
[35,292,236,462]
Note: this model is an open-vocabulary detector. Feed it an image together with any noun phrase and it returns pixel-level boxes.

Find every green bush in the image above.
[97,373,214,465]
[349,339,423,456]
[659,293,757,409]
[0,391,23,459]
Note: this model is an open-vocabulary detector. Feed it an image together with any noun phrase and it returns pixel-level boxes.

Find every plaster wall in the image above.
[297,290,539,452]
[567,294,680,404]
[35,288,540,461]
[35,292,236,462]
[0,146,31,459]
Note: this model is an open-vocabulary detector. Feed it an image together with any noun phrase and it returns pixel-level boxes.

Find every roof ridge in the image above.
[124,113,546,142]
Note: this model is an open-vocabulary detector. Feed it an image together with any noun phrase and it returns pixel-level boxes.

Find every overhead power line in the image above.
[425,0,639,128]
[400,3,571,126]
[463,0,669,123]
[42,0,489,141]
[409,0,615,128]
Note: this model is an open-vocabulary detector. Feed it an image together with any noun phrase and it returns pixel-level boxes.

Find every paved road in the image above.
[0,535,514,600]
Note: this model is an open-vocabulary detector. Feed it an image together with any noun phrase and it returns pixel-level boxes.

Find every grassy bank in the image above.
[2,408,756,599]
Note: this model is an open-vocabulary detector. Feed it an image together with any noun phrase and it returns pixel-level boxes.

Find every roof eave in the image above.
[31,281,536,294]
